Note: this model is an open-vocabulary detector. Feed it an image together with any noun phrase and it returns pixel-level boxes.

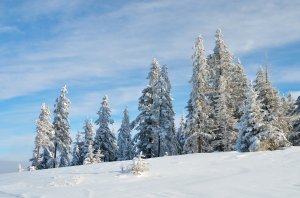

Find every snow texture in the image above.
[1,147,300,197]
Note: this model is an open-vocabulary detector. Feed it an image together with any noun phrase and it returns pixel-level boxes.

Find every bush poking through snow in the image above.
[131,152,149,175]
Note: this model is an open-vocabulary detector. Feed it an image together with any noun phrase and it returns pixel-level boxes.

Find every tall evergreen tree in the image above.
[254,66,291,147]
[31,103,55,169]
[230,58,248,118]
[184,36,213,154]
[94,95,117,162]
[71,131,84,166]
[133,58,161,158]
[213,76,237,151]
[53,85,72,167]
[117,107,133,160]
[289,96,300,145]
[152,64,177,156]
[82,119,95,162]
[176,114,186,155]
[238,81,290,151]
[236,83,267,152]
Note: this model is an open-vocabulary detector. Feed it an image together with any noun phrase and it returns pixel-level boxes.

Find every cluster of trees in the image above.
[30,29,300,170]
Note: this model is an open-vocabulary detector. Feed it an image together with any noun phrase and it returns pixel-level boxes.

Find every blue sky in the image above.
[0,0,300,162]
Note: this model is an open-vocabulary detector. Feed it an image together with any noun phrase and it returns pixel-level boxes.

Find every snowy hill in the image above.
[1,147,300,198]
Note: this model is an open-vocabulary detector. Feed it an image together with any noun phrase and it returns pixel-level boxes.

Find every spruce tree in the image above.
[230,58,248,118]
[117,107,133,161]
[152,64,177,156]
[206,29,241,152]
[255,65,291,141]
[53,85,72,167]
[176,114,186,155]
[82,119,95,162]
[133,58,160,158]
[289,96,300,145]
[213,76,237,151]
[71,131,84,166]
[237,82,290,151]
[31,103,55,169]
[236,83,267,152]
[184,36,213,154]
[83,145,95,165]
[94,95,117,162]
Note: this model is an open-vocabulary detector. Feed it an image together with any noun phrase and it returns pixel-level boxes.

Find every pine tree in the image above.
[83,145,95,165]
[213,76,237,151]
[117,107,133,161]
[133,58,161,158]
[230,58,248,119]
[236,83,266,152]
[253,66,265,93]
[94,95,117,162]
[31,103,55,170]
[152,64,177,156]
[289,96,300,145]
[53,85,72,167]
[82,119,95,163]
[237,82,290,152]
[206,29,247,152]
[71,131,84,166]
[176,114,186,155]
[184,36,213,154]
[253,66,291,148]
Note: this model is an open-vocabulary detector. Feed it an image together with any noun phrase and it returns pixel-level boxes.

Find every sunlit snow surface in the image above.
[0,147,300,198]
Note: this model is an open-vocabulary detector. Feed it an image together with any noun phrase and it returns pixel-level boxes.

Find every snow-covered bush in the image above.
[130,152,149,175]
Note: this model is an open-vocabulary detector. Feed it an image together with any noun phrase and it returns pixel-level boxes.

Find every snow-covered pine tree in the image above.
[176,114,186,155]
[117,107,133,161]
[281,93,295,116]
[254,66,265,94]
[206,29,242,152]
[230,58,248,119]
[133,58,161,158]
[212,76,237,151]
[82,119,95,163]
[293,96,300,114]
[94,95,117,162]
[289,96,300,145]
[71,131,84,166]
[237,82,290,151]
[31,103,55,170]
[184,36,213,154]
[236,82,267,152]
[152,64,177,156]
[254,66,291,148]
[207,29,235,91]
[53,85,72,167]
[83,145,95,165]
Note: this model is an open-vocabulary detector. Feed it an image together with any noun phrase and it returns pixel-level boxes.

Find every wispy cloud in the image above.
[1,0,300,100]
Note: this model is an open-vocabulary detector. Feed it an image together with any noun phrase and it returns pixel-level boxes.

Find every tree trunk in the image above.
[54,142,57,168]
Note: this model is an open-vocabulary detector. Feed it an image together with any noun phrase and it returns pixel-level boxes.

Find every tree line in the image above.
[30,29,300,170]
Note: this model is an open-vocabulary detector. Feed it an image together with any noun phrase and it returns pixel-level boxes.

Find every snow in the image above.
[1,147,300,197]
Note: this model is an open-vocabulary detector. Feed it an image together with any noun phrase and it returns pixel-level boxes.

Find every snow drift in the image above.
[1,147,300,198]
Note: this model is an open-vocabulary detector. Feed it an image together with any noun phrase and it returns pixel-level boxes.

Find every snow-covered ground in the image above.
[1,147,300,198]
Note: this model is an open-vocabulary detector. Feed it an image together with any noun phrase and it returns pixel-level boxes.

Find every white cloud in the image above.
[1,0,300,100]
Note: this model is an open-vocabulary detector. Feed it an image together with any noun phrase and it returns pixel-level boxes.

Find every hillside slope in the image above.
[0,147,300,198]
